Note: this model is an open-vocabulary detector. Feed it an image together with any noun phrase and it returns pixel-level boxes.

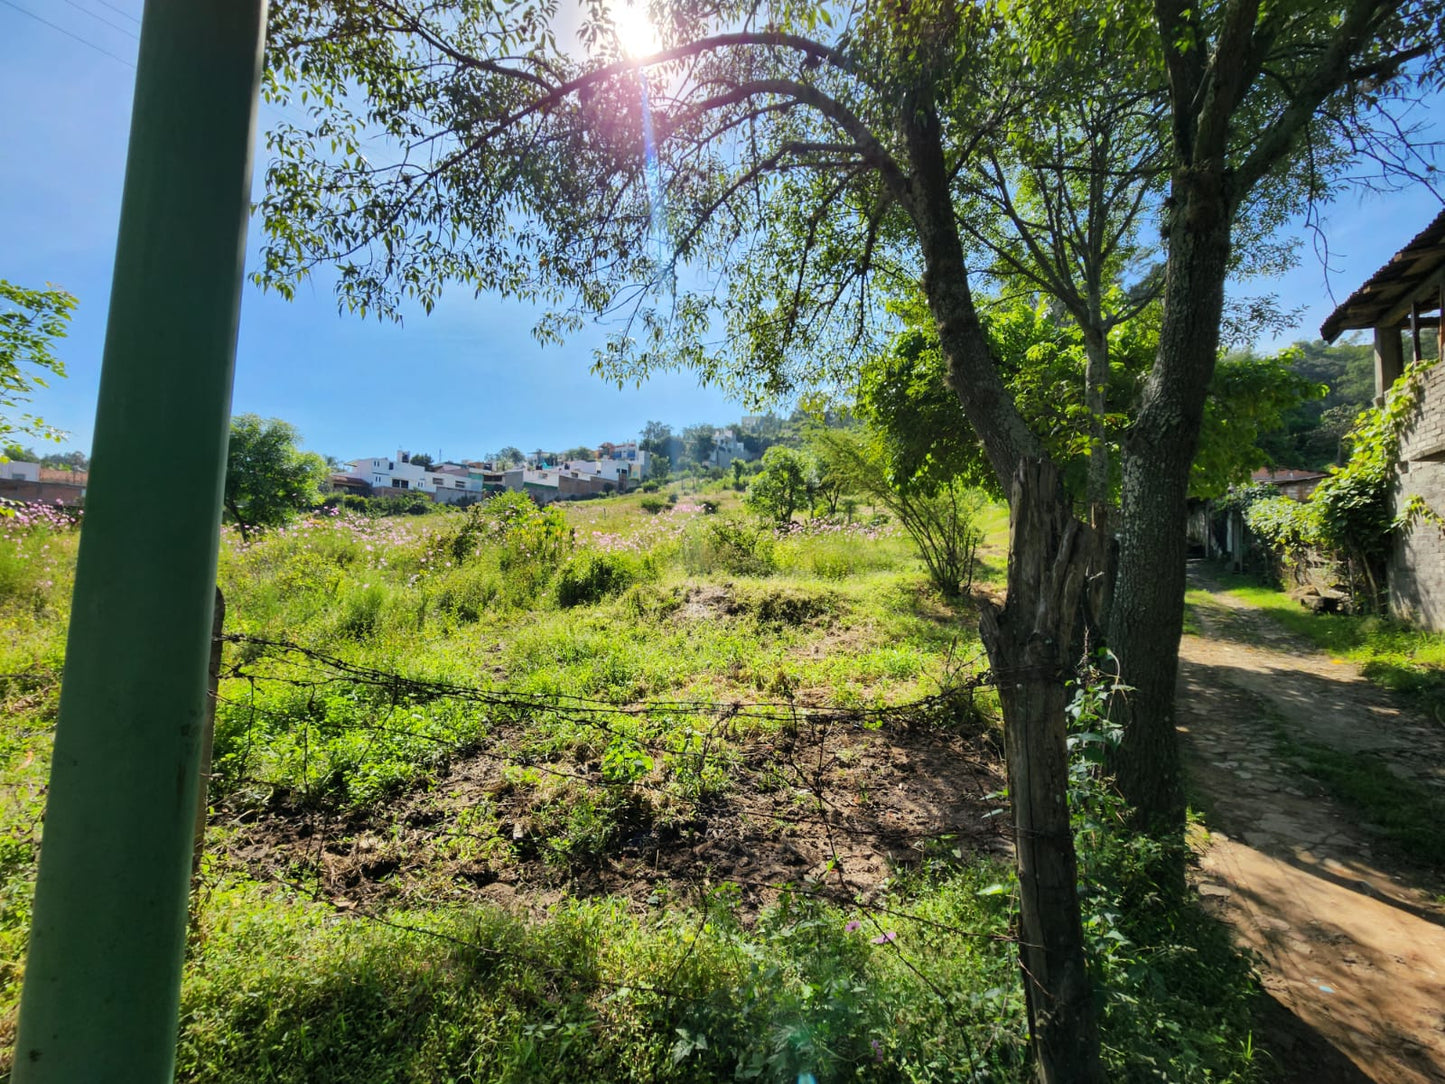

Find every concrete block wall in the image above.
[1390,361,1445,630]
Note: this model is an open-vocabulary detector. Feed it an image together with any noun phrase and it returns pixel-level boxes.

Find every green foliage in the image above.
[0,279,75,450]
[679,516,775,577]
[682,423,715,466]
[744,447,816,526]
[1192,350,1324,499]
[554,551,640,608]
[1249,360,1439,611]
[639,496,667,514]
[324,492,440,516]
[814,428,984,598]
[224,415,328,542]
[1065,666,1261,1081]
[446,491,572,571]
[1242,494,1317,577]
[863,295,1317,505]
[175,874,1031,1084]
[1256,337,1375,470]
[2,485,1262,1081]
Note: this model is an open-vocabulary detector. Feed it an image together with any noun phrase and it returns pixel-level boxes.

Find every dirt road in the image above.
[1179,566,1445,1084]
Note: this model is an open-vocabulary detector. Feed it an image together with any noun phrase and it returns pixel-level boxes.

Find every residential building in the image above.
[1322,208,1445,629]
[340,451,485,503]
[0,460,86,506]
[1249,467,1328,503]
[3,460,39,483]
[560,458,635,489]
[706,428,752,468]
[597,441,651,476]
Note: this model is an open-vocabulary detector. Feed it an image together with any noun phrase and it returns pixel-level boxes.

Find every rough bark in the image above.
[1109,173,1233,840]
[1081,326,1111,509]
[900,97,1044,490]
[192,585,225,878]
[980,459,1105,1084]
[896,101,1103,1079]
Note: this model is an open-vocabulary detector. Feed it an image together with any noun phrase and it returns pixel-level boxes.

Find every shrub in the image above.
[554,551,637,607]
[322,493,437,517]
[813,430,981,596]
[639,496,668,514]
[680,516,775,576]
[744,446,818,526]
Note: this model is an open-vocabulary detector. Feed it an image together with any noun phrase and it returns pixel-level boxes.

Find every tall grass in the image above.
[0,492,1262,1081]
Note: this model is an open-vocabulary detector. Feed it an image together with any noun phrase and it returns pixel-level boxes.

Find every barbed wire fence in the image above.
[187,633,1024,1058]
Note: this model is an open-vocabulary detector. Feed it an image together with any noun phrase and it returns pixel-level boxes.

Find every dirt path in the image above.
[1178,565,1445,1083]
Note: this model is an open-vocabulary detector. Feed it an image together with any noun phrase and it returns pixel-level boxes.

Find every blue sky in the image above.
[2,0,1442,462]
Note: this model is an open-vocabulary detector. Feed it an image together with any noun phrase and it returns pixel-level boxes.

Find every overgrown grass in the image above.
[178,869,1029,1084]
[1275,731,1445,867]
[0,491,1262,1081]
[1200,571,1445,716]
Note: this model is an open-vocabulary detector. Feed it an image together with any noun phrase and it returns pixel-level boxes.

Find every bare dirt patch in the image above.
[1180,564,1445,1084]
[210,714,1009,921]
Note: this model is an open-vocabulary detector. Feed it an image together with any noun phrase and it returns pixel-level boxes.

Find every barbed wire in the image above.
[192,632,1019,1030]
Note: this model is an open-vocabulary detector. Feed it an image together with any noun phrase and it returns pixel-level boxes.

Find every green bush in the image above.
[554,551,638,608]
[639,496,667,514]
[323,492,439,516]
[680,516,775,576]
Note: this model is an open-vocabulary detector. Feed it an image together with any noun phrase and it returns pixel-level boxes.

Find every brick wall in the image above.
[0,479,85,506]
[1389,361,1445,629]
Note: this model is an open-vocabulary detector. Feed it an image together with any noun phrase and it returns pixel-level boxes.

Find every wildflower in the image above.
[844,920,861,933]
[870,931,897,944]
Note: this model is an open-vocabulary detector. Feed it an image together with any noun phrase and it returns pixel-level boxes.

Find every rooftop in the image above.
[1321,208,1445,342]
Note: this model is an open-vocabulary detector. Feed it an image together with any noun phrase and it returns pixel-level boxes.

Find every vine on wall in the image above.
[1245,357,1441,611]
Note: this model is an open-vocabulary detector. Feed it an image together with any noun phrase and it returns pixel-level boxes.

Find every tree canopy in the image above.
[254,2,1444,1069]
[0,280,75,454]
[223,415,328,541]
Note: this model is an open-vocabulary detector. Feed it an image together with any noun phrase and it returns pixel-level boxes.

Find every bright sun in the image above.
[610,0,660,58]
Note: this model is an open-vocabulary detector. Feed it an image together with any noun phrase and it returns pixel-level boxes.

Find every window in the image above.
[393,479,409,489]
[454,479,465,488]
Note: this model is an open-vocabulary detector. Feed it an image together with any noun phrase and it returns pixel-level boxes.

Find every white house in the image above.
[560,457,638,487]
[596,441,652,476]
[343,451,485,502]
[707,428,751,468]
[3,460,40,483]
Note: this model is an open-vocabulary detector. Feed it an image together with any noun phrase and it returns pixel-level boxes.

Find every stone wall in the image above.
[1390,360,1445,630]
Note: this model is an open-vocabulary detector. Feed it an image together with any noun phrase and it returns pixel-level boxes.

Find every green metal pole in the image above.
[13,1,267,1079]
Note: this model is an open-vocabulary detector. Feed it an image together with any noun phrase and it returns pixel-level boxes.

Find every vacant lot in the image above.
[1,491,1258,1082]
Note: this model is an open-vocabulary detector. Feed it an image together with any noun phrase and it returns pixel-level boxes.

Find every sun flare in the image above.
[610,0,660,58]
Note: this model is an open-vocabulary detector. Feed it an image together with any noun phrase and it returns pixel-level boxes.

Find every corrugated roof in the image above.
[1321,207,1445,342]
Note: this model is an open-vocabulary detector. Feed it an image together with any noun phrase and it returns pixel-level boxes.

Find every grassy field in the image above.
[0,489,1258,1082]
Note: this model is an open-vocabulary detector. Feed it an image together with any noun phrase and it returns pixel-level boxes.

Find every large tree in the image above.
[0,280,75,455]
[223,414,328,542]
[255,1,1442,1075]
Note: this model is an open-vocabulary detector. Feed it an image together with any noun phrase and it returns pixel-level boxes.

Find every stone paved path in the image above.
[1178,567,1445,1084]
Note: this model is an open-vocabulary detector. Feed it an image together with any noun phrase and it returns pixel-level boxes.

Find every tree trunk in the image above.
[192,585,225,879]
[1081,326,1111,509]
[1109,176,1233,843]
[980,459,1105,1084]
